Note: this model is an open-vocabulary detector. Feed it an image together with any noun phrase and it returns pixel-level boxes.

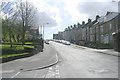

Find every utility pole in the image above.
[42,22,49,48]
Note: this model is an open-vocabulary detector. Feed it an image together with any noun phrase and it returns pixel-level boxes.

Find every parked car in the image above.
[61,40,70,45]
[64,41,71,45]
[45,40,49,44]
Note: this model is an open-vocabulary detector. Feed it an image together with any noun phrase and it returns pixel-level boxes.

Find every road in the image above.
[1,41,119,78]
[48,41,118,78]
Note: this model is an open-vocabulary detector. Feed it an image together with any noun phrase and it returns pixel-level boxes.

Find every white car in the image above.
[65,41,71,45]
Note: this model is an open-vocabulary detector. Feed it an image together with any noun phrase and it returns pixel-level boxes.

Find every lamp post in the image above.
[42,22,49,48]
[42,22,49,40]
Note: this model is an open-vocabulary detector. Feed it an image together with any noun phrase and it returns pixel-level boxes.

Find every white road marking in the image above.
[45,65,60,78]
[34,71,38,78]
[1,70,15,74]
[56,72,59,75]
[11,72,20,78]
[49,67,52,70]
[56,69,59,72]
[42,75,45,78]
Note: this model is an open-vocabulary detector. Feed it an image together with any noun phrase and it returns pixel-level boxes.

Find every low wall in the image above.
[0,45,43,63]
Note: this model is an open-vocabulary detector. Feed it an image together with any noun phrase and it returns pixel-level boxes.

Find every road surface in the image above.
[48,41,118,78]
[1,41,119,78]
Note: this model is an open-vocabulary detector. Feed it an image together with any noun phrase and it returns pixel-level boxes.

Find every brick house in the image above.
[112,13,120,51]
[81,19,92,45]
[53,11,120,51]
[89,15,100,43]
[75,23,82,45]
[98,12,119,48]
[53,34,59,40]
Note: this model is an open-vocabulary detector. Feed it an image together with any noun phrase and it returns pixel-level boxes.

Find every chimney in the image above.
[77,23,81,27]
[106,11,111,15]
[82,21,85,25]
[96,15,100,21]
[88,19,91,23]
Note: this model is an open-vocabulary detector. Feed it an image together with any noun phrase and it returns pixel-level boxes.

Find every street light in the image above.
[42,22,49,40]
[42,22,49,48]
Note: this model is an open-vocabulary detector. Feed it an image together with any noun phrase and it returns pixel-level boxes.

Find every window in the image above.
[109,34,113,43]
[101,35,104,43]
[105,34,109,44]
[100,26,103,33]
[109,23,112,30]
[96,35,99,41]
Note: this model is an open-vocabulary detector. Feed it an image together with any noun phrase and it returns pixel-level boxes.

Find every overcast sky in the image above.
[1,0,119,39]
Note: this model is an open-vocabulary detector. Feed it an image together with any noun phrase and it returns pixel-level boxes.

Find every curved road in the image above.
[1,41,119,78]
[49,41,118,78]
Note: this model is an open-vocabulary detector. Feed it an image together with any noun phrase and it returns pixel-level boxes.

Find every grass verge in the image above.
[1,43,34,59]
[0,53,28,58]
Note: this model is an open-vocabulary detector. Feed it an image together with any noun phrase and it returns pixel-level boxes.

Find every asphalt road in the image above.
[49,41,118,78]
[1,41,119,78]
[1,44,58,78]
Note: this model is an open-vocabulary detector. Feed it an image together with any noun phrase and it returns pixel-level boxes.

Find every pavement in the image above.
[71,44,120,57]
[1,43,59,78]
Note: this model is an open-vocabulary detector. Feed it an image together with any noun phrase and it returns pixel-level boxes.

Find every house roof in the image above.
[98,12,119,23]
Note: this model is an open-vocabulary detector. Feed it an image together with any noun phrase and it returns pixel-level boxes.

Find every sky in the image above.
[1,0,119,39]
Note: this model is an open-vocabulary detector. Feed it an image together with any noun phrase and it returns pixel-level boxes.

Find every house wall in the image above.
[53,12,119,51]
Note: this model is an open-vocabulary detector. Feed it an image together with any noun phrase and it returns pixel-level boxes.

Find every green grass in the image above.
[0,53,28,58]
[2,45,24,50]
[2,44,34,50]
[24,45,34,48]
[25,42,33,45]
[2,42,34,45]
[1,44,34,59]
[0,41,36,59]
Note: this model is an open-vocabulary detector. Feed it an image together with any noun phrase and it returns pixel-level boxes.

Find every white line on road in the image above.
[34,71,38,78]
[11,72,20,78]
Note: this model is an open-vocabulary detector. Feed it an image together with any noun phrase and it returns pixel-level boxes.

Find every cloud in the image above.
[28,0,62,27]
[62,0,118,23]
[77,1,118,20]
[1,0,62,28]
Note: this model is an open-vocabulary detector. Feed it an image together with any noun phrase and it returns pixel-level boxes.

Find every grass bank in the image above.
[1,42,34,59]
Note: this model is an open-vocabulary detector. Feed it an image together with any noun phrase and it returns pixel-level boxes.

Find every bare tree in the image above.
[1,1,37,46]
[18,0,36,46]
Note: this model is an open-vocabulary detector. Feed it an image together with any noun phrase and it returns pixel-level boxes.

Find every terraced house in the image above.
[98,12,119,49]
[53,11,120,51]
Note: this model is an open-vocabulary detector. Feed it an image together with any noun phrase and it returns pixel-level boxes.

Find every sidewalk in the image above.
[1,44,59,74]
[72,44,120,57]
[21,44,59,71]
[90,48,120,57]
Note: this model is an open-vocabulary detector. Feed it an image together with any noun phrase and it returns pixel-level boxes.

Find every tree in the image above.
[1,1,37,46]
[1,2,19,47]
[18,0,36,46]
